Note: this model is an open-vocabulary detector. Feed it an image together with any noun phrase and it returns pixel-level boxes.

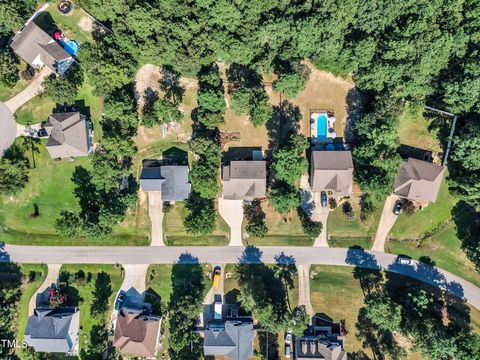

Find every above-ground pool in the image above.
[63,40,79,56]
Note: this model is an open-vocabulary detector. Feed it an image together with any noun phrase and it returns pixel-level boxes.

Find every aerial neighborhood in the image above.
[0,1,479,360]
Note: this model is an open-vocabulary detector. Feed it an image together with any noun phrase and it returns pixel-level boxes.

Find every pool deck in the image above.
[310,111,336,146]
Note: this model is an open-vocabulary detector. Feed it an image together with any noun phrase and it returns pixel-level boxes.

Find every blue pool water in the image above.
[317,113,328,140]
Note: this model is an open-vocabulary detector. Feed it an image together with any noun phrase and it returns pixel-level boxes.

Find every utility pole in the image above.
[424,106,458,166]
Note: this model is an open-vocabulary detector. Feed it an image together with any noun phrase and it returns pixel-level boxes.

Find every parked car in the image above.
[114,293,126,311]
[285,344,291,358]
[393,200,402,215]
[285,331,292,345]
[212,266,221,289]
[397,256,413,266]
[321,191,328,208]
[37,128,48,137]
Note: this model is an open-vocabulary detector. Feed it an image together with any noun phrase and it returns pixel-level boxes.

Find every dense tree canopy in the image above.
[43,63,84,105]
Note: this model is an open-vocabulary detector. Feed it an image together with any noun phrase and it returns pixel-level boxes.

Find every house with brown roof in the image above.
[10,19,74,75]
[222,160,266,201]
[393,158,445,203]
[113,307,161,358]
[310,151,354,197]
[44,112,93,159]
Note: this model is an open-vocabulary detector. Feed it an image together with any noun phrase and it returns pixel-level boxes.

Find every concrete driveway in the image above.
[218,198,244,246]
[117,264,149,309]
[301,188,329,247]
[28,264,61,315]
[148,192,164,246]
[297,264,314,316]
[371,195,400,252]
[203,264,225,304]
[0,102,16,157]
[4,67,52,113]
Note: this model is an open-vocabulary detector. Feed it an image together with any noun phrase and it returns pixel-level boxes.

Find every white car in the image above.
[285,332,292,345]
[397,257,413,266]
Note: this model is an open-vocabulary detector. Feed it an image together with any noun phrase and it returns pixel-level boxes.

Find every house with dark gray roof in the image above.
[44,112,93,159]
[10,20,74,75]
[294,316,347,360]
[310,151,354,197]
[393,158,445,203]
[113,307,161,357]
[222,160,266,201]
[139,165,191,201]
[24,307,79,354]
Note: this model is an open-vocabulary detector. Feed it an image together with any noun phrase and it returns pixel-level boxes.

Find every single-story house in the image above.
[113,307,161,357]
[393,158,445,203]
[24,307,80,354]
[44,112,93,159]
[222,160,266,201]
[10,19,74,75]
[139,165,191,201]
[310,150,354,197]
[294,316,347,360]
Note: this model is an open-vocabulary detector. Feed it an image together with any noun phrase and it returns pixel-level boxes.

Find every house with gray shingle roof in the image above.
[24,307,79,354]
[139,165,191,201]
[393,158,445,203]
[222,160,266,201]
[310,150,354,197]
[203,320,254,360]
[44,112,93,159]
[10,20,74,75]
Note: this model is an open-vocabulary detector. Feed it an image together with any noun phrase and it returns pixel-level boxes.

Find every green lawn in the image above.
[163,203,229,246]
[326,193,383,249]
[15,264,47,358]
[390,180,456,239]
[247,235,313,246]
[146,265,173,303]
[44,3,94,44]
[387,223,480,288]
[59,264,123,352]
[309,265,480,356]
[15,94,55,125]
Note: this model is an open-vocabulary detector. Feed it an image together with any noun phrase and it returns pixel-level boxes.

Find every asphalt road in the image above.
[4,245,480,309]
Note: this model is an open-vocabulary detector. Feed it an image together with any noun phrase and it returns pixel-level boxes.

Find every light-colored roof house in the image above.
[203,320,254,360]
[44,112,92,159]
[10,20,74,75]
[139,166,191,201]
[393,158,445,203]
[24,307,79,354]
[222,160,266,201]
[310,151,354,197]
[113,307,161,357]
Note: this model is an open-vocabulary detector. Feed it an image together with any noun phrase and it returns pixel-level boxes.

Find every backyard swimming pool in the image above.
[311,111,336,145]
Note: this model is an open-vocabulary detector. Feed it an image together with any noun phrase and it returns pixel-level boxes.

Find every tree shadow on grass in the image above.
[451,200,480,272]
[90,271,112,317]
[266,100,301,159]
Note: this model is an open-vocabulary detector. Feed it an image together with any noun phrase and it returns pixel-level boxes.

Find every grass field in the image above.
[387,223,480,288]
[146,265,173,303]
[59,264,123,352]
[390,180,456,239]
[163,203,229,246]
[14,264,47,358]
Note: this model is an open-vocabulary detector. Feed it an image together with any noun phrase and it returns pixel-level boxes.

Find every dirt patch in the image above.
[78,15,93,33]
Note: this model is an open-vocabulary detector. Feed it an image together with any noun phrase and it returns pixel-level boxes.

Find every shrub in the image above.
[329,197,337,209]
[342,201,355,221]
[359,193,375,221]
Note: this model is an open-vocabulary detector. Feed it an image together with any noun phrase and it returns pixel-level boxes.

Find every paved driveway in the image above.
[148,192,164,246]
[6,245,480,310]
[4,67,52,113]
[0,102,16,157]
[218,198,244,246]
[297,264,314,316]
[28,264,61,315]
[371,195,399,252]
[302,189,329,247]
